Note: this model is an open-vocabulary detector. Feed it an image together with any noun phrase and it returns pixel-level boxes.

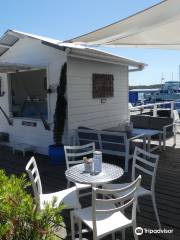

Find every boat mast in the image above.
[161,73,164,87]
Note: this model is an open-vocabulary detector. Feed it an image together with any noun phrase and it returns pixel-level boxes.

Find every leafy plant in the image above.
[53,63,67,146]
[0,170,64,240]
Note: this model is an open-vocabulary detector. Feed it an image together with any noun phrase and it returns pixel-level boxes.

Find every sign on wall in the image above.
[92,73,114,98]
[22,121,37,127]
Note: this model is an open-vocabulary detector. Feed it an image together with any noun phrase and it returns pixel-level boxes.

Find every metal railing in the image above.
[129,101,176,118]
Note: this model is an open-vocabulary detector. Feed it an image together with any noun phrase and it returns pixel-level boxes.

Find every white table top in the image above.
[105,126,162,138]
[132,128,162,137]
[65,163,124,185]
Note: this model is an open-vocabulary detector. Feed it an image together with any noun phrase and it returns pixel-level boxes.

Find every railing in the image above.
[129,101,176,118]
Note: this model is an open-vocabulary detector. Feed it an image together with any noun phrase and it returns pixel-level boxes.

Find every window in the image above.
[9,69,48,119]
[92,73,114,98]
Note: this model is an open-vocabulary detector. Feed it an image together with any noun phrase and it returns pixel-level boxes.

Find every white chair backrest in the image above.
[173,110,179,122]
[64,142,95,169]
[132,147,159,191]
[25,157,42,202]
[92,175,141,234]
[99,130,127,153]
[76,128,127,153]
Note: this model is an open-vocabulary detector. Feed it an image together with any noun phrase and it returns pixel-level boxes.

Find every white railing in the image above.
[129,101,175,118]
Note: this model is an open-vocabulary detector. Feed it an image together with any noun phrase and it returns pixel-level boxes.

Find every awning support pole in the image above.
[0,105,13,125]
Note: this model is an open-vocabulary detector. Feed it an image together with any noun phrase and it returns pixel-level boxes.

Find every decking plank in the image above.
[0,135,180,239]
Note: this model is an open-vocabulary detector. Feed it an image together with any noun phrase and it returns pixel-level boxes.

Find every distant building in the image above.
[129,88,159,105]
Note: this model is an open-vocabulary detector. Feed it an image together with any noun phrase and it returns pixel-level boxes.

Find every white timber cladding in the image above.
[67,57,129,142]
[0,37,67,154]
[0,34,133,154]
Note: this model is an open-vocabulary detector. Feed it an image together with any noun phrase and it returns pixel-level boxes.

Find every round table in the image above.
[65,163,124,186]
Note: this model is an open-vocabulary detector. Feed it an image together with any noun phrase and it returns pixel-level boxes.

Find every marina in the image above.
[1,1,180,239]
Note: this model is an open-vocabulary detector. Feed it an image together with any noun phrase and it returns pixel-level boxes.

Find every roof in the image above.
[68,0,180,50]
[0,29,146,69]
[0,62,45,73]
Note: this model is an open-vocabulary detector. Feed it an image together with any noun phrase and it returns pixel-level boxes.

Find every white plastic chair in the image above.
[173,109,180,133]
[103,147,161,229]
[64,142,95,197]
[26,156,80,210]
[71,175,141,240]
[173,109,180,124]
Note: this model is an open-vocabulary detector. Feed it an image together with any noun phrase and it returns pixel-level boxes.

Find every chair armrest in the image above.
[163,122,175,130]
[163,123,176,134]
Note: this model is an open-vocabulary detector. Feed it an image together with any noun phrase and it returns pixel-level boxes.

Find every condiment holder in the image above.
[93,151,102,173]
[83,151,103,174]
[83,157,92,173]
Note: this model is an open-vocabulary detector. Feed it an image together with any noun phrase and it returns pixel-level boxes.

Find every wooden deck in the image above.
[0,135,180,240]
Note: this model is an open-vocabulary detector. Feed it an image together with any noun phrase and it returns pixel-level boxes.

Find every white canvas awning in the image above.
[69,0,180,50]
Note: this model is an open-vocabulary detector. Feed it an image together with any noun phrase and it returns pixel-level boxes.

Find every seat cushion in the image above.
[40,186,80,210]
[130,115,151,129]
[149,117,173,131]
[78,127,100,149]
[157,109,171,117]
[75,182,91,190]
[73,205,132,237]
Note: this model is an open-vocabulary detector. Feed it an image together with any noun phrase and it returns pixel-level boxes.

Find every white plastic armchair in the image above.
[26,156,80,210]
[64,142,95,197]
[71,175,141,240]
[103,147,161,229]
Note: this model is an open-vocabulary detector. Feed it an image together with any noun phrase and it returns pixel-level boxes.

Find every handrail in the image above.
[129,100,176,118]
[129,101,175,111]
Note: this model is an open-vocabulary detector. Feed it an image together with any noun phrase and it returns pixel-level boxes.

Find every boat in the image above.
[129,88,159,106]
[148,81,180,102]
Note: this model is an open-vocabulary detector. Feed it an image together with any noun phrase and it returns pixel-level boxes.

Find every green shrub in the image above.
[0,170,64,240]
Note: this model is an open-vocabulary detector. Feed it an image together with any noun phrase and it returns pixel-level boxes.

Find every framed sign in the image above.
[92,73,114,98]
[22,121,37,127]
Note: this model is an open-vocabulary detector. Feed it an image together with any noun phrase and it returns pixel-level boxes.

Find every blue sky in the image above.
[1,0,180,86]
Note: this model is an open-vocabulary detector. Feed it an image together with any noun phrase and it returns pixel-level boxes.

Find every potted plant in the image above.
[0,170,64,240]
[48,62,67,164]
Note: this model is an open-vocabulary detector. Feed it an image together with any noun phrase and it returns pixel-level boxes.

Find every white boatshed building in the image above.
[0,30,145,154]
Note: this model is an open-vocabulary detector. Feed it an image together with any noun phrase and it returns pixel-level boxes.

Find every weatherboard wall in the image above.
[67,57,129,143]
[0,37,129,154]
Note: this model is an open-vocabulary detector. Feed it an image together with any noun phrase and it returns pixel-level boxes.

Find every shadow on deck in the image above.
[0,141,180,240]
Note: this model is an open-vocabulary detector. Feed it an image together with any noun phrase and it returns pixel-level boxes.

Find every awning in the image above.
[68,0,180,50]
[0,62,45,73]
